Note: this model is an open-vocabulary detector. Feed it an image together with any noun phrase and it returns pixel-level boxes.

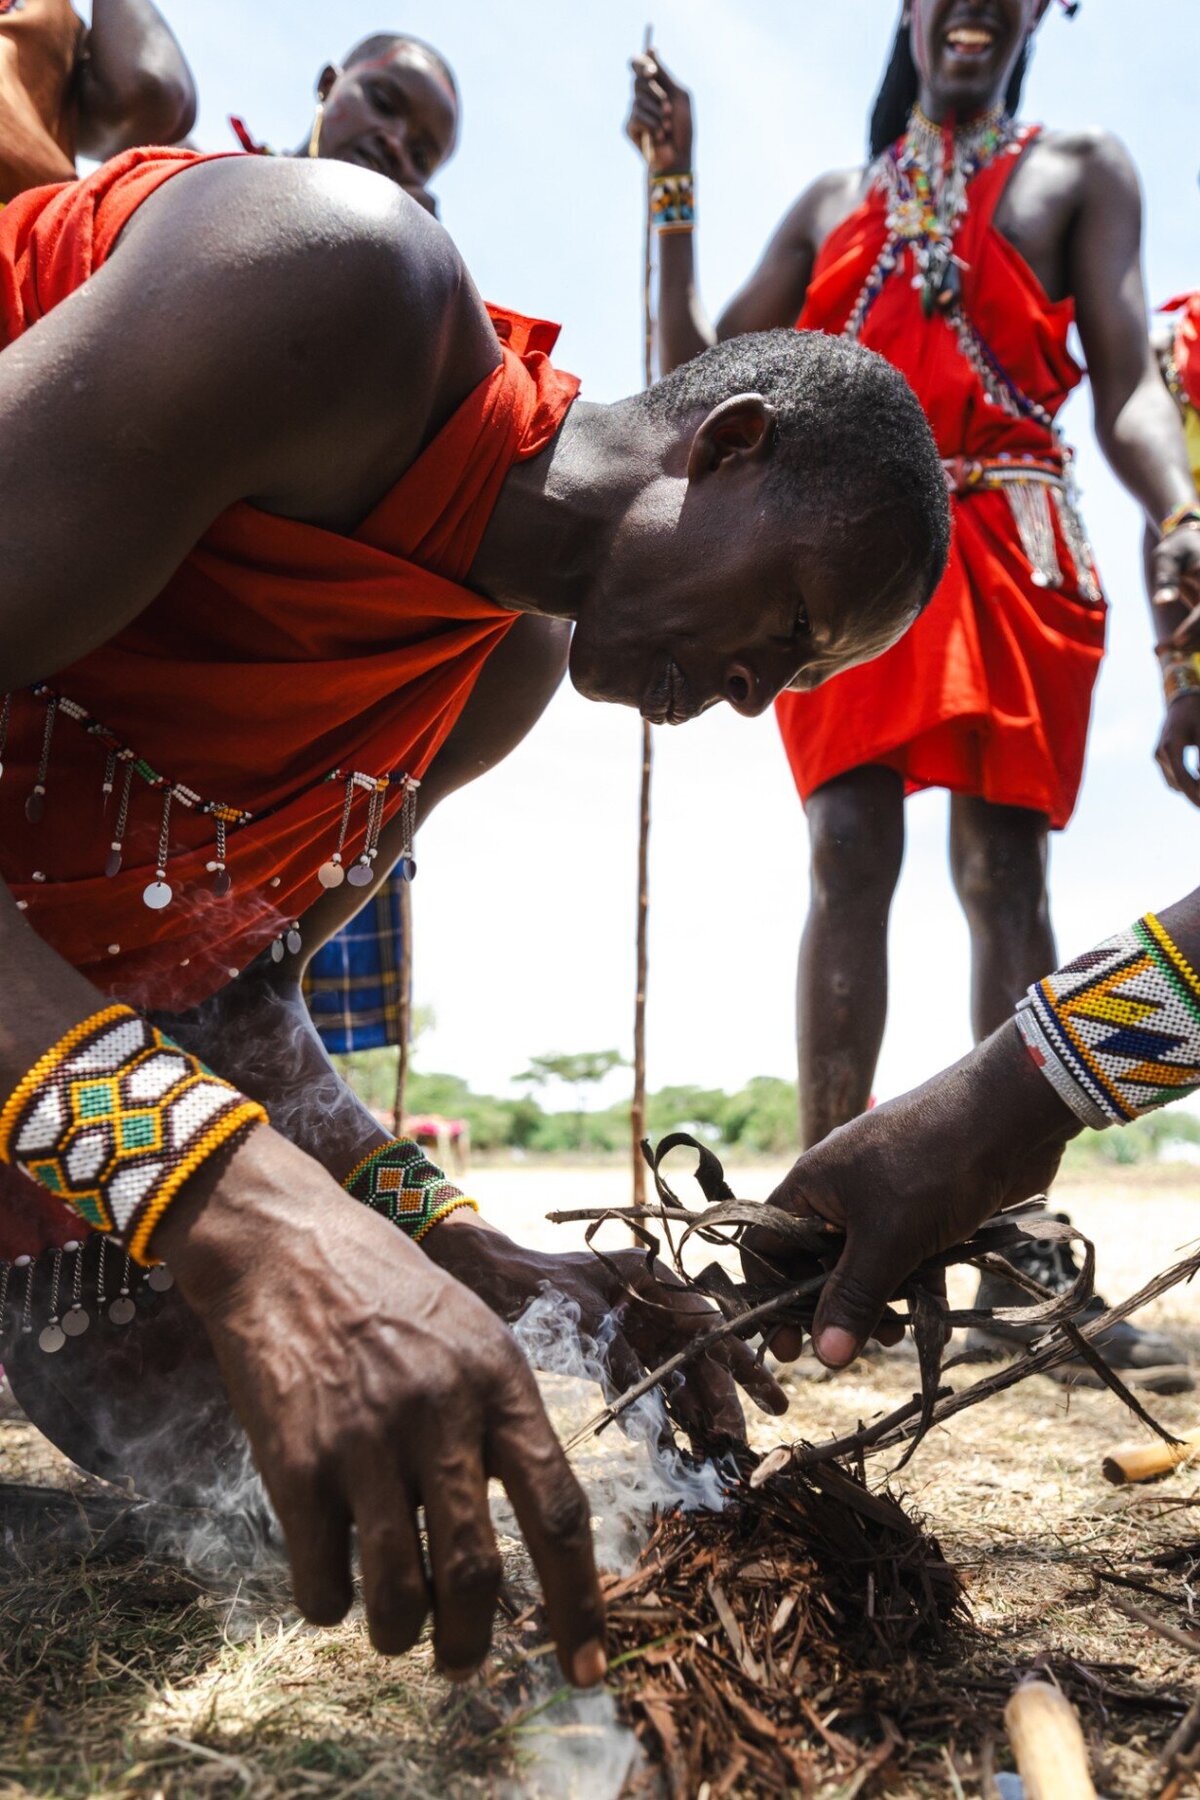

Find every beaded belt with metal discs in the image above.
[0,1236,174,1355]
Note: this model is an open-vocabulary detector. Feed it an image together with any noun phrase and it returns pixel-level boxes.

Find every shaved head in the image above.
[343,33,458,100]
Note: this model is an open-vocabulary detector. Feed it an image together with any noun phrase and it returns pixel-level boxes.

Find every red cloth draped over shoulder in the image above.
[775,128,1106,830]
[0,149,581,1015]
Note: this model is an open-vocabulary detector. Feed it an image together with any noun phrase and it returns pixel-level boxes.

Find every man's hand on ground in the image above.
[751,1023,1080,1371]
[155,1129,606,1684]
[425,1217,788,1441]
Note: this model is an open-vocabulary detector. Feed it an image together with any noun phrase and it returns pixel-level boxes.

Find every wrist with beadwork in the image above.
[0,1005,267,1265]
[650,170,695,232]
[1157,646,1200,705]
[342,1138,479,1244]
[1160,502,1200,540]
[1015,913,1200,1129]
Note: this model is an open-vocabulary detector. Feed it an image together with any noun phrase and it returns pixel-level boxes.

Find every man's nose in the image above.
[723,661,771,718]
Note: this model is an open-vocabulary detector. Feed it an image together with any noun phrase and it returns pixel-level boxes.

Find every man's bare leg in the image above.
[947,794,1056,1037]
[799,766,905,1148]
[947,794,1190,1385]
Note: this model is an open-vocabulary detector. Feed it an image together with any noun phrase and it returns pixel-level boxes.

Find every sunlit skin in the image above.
[303,40,459,214]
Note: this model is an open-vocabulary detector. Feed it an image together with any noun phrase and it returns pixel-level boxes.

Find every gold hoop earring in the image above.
[307,102,324,159]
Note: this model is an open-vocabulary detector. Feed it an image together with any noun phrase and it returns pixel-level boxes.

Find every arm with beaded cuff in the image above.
[0,886,266,1265]
[1015,898,1200,1130]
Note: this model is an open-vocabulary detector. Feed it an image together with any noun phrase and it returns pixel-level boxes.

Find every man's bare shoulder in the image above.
[780,165,870,250]
[118,155,467,324]
[1028,124,1139,192]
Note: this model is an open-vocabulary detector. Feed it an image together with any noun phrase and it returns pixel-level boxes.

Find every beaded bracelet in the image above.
[1160,502,1200,539]
[0,1005,266,1264]
[650,171,695,232]
[342,1138,479,1244]
[1015,913,1200,1129]
[1161,652,1200,705]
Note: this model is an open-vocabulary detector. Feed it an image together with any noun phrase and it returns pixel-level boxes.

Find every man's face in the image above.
[907,0,1048,112]
[567,467,923,724]
[319,45,459,208]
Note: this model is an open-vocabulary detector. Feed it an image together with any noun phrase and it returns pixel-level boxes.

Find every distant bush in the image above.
[332,1049,802,1158]
[1061,1109,1200,1169]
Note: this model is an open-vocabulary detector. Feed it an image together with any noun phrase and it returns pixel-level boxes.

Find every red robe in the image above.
[0,148,580,1259]
[0,149,579,1011]
[776,128,1106,830]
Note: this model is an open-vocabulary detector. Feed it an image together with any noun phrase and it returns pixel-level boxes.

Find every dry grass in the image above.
[2,1165,1200,1797]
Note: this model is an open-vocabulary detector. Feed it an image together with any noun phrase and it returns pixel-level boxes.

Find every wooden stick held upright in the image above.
[631,22,654,1208]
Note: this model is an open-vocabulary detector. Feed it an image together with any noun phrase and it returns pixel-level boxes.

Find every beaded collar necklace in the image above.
[880,102,1015,318]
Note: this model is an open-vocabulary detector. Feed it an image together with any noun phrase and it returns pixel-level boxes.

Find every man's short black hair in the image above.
[342,32,459,101]
[641,329,950,623]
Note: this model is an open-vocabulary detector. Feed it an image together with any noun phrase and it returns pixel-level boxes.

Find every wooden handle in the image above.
[1102,1426,1200,1486]
[1004,1680,1096,1800]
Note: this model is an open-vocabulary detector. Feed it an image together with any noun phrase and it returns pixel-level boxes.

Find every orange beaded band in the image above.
[0,1004,266,1266]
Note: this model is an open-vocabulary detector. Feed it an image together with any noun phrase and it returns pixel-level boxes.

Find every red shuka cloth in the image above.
[0,149,580,1016]
[775,129,1106,830]
[1163,291,1200,412]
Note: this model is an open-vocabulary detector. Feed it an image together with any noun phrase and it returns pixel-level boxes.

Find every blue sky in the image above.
[173,0,1200,1110]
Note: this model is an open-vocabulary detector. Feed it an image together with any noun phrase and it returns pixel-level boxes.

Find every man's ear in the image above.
[316,63,341,103]
[686,394,777,481]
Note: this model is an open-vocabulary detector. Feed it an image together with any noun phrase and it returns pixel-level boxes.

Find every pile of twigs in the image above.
[600,1447,965,1796]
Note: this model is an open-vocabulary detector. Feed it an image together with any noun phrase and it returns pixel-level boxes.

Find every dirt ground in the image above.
[3,1162,1200,1798]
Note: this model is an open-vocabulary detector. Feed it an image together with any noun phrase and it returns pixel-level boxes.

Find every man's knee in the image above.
[952,823,1048,926]
[807,776,903,909]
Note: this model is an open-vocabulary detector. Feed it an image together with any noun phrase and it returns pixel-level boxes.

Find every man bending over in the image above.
[0,147,948,1678]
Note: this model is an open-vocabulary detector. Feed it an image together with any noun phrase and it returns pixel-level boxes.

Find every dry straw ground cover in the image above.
[2,1165,1200,1798]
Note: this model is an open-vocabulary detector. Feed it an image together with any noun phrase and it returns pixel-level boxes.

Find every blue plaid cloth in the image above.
[304,872,407,1054]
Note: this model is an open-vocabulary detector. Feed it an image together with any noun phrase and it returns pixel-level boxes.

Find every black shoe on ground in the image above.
[963,1210,1194,1396]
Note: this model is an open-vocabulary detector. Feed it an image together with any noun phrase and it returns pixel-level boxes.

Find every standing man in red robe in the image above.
[627,0,1200,1384]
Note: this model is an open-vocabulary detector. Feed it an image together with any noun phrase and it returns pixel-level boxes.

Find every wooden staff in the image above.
[1102,1426,1200,1486]
[1004,1679,1097,1799]
[631,22,654,1209]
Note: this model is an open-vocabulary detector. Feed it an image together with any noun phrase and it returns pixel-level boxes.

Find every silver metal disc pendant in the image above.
[147,1266,174,1292]
[38,1323,66,1354]
[63,1305,90,1336]
[347,862,373,888]
[212,870,232,898]
[109,1296,136,1325]
[105,847,123,878]
[270,939,285,963]
[143,880,173,911]
[286,929,302,956]
[318,860,345,889]
[24,792,44,825]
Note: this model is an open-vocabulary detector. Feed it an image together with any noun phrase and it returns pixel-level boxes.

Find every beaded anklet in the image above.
[0,1005,267,1264]
[1016,913,1200,1129]
[342,1139,478,1243]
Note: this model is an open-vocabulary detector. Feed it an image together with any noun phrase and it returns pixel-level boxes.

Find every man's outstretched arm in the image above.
[765,888,1200,1369]
[75,0,196,158]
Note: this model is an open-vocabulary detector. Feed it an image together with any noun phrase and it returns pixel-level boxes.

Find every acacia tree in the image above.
[515,1049,628,1152]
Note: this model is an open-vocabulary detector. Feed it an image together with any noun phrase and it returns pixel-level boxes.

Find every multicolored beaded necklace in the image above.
[848,103,1017,338]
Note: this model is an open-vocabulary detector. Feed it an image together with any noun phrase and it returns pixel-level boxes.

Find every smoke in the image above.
[510,1287,728,1573]
[494,1288,732,1800]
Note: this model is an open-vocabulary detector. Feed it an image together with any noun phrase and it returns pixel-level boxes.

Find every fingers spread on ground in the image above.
[277,1476,354,1628]
[488,1369,606,1687]
[421,1440,503,1678]
[353,1474,431,1657]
